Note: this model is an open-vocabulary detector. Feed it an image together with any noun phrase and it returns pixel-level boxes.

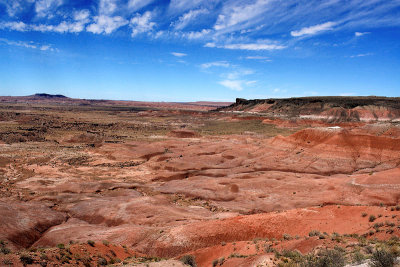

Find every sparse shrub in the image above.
[0,246,11,254]
[352,251,365,264]
[212,259,219,267]
[221,241,226,246]
[316,249,345,267]
[20,254,34,265]
[309,230,321,237]
[102,240,109,246]
[369,215,377,222]
[362,212,368,217]
[331,232,342,242]
[57,243,65,249]
[386,221,395,227]
[378,214,383,218]
[282,250,303,263]
[299,249,345,267]
[97,257,107,266]
[283,233,292,240]
[2,258,13,265]
[180,255,197,267]
[87,240,95,247]
[396,206,400,211]
[369,248,397,267]
[0,240,11,255]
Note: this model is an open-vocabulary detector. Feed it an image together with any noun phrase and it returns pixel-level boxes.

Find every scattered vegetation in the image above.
[20,254,34,265]
[180,255,197,267]
[369,248,397,267]
[369,215,377,222]
[87,240,95,247]
[0,240,11,254]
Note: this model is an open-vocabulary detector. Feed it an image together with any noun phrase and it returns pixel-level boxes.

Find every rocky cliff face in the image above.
[219,96,400,122]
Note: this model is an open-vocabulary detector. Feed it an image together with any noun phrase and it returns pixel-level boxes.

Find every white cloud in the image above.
[35,0,63,17]
[172,8,208,30]
[355,31,370,37]
[99,0,117,15]
[74,10,90,21]
[183,29,211,39]
[205,42,286,51]
[200,61,230,69]
[0,21,27,31]
[171,52,187,57]
[87,15,128,34]
[291,22,336,37]
[128,0,155,11]
[130,11,156,37]
[218,79,244,91]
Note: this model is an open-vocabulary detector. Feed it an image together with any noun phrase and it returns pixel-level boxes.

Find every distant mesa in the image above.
[32,93,68,99]
[219,96,400,122]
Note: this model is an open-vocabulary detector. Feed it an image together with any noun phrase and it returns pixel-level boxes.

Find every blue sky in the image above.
[0,0,399,101]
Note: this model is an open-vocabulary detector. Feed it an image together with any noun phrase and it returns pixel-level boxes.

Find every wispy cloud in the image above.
[0,37,56,51]
[128,0,155,12]
[246,56,268,60]
[213,0,271,31]
[200,61,230,69]
[171,52,187,57]
[205,42,286,51]
[355,31,370,37]
[349,53,373,58]
[171,8,208,30]
[291,22,336,37]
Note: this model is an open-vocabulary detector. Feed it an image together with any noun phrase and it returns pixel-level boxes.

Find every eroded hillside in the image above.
[0,99,400,266]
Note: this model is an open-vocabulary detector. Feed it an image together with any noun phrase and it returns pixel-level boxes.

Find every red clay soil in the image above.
[1,101,400,267]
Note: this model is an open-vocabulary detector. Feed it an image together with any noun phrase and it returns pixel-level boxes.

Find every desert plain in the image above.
[0,94,400,266]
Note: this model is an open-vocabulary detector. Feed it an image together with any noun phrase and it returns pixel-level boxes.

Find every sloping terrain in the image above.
[0,97,400,266]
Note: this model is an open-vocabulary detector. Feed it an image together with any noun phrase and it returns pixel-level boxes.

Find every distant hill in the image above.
[0,94,232,111]
[218,96,400,122]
